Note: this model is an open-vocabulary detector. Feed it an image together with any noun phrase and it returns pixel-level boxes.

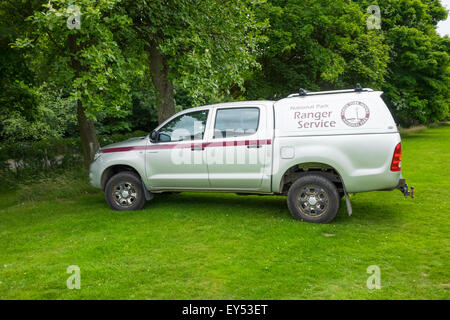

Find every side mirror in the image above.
[150,130,159,142]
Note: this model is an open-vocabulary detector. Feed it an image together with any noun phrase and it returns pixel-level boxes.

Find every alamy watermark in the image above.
[66,265,81,289]
[66,5,81,30]
[367,5,381,30]
[366,265,381,289]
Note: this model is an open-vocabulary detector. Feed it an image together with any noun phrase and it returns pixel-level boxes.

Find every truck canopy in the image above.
[274,90,397,137]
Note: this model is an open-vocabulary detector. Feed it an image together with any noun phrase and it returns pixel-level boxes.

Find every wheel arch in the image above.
[277,162,346,195]
[101,164,143,190]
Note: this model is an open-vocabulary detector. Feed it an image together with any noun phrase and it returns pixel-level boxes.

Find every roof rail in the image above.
[287,84,374,98]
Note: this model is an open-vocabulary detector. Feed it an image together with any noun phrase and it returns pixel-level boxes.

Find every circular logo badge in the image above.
[341,101,370,127]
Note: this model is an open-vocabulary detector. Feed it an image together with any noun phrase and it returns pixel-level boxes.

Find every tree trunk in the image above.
[77,100,100,168]
[68,34,100,168]
[147,42,176,124]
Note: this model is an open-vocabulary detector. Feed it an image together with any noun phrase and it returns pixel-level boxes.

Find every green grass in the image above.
[0,125,449,299]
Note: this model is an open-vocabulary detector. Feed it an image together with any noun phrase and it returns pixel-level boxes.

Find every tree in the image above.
[358,0,449,126]
[243,0,389,100]
[0,0,44,126]
[383,27,449,125]
[124,0,265,124]
[13,0,135,167]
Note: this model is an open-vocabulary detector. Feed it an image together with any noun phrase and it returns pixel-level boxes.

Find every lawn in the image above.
[0,125,449,300]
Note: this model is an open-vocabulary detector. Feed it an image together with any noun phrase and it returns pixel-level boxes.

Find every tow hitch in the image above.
[397,179,414,199]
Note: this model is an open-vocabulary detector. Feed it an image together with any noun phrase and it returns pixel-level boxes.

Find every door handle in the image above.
[191,147,205,151]
[247,145,262,149]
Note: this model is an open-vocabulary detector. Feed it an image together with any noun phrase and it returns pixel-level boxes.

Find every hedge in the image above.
[0,130,148,177]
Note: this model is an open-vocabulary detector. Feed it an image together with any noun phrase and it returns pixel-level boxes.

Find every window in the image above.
[214,108,259,138]
[158,110,208,142]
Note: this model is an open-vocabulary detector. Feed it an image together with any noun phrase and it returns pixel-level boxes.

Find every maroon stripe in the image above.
[101,139,271,153]
[204,139,270,148]
[101,146,146,153]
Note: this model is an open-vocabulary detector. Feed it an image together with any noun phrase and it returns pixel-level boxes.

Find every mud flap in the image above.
[142,181,154,201]
[345,193,353,216]
[341,182,352,216]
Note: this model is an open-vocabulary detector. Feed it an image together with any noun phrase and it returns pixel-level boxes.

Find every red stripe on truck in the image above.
[101,146,146,153]
[101,139,271,153]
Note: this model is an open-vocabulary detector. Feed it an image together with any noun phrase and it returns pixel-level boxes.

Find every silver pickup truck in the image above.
[90,87,413,223]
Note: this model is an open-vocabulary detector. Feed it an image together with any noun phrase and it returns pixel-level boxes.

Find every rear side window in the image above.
[214,108,259,138]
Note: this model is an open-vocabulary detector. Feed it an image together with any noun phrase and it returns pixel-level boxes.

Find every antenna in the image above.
[355,83,363,92]
[299,88,308,96]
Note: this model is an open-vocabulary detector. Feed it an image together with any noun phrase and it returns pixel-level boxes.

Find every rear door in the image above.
[205,105,269,190]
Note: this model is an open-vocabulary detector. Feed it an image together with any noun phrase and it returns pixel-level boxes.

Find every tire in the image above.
[105,171,146,211]
[287,174,340,223]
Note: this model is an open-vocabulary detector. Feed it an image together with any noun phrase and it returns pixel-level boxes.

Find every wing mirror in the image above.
[150,130,159,142]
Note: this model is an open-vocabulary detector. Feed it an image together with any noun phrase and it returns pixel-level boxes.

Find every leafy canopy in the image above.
[244,0,389,99]
[125,0,268,104]
[369,0,450,126]
[14,0,137,120]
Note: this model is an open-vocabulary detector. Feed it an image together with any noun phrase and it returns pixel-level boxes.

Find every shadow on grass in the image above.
[148,192,289,218]
[82,191,403,226]
[1,191,403,233]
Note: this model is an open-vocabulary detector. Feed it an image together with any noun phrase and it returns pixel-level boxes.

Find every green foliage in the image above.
[127,84,159,132]
[244,0,389,99]
[0,80,155,141]
[0,130,147,180]
[96,80,159,134]
[370,0,450,126]
[13,0,137,121]
[383,28,449,125]
[125,0,267,104]
[0,137,82,179]
[0,84,78,142]
[0,0,43,122]
[0,76,37,123]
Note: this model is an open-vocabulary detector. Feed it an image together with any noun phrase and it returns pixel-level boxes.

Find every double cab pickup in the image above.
[90,87,413,223]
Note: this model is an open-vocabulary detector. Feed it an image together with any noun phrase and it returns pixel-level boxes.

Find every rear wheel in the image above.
[105,172,146,211]
[287,174,340,223]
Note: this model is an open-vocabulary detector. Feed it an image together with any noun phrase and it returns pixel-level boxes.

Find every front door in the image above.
[146,109,210,189]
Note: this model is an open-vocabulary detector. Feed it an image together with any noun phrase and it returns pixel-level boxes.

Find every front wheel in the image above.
[105,172,146,211]
[287,174,340,223]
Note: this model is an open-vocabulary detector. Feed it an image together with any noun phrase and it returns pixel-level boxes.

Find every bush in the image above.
[0,85,79,142]
[0,137,82,179]
[0,130,148,180]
